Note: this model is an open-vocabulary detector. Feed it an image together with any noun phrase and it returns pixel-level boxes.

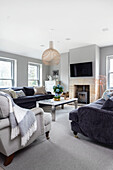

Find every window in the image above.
[107,56,113,89]
[28,63,42,86]
[0,58,15,87]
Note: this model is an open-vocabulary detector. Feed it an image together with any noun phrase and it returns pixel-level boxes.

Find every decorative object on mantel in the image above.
[47,75,52,81]
[95,75,106,97]
[53,84,63,101]
[61,92,69,100]
[42,41,60,65]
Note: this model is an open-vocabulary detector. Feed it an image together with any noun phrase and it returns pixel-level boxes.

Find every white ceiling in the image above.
[0,0,113,59]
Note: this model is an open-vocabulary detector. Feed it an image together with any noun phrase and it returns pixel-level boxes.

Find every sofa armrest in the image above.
[46,91,52,94]
[78,106,113,142]
[0,107,44,130]
[31,107,44,116]
[69,109,78,122]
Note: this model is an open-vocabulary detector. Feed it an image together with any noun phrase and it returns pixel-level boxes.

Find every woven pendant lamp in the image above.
[42,41,60,65]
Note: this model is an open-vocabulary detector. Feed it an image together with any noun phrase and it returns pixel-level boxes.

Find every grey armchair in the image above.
[0,95,52,166]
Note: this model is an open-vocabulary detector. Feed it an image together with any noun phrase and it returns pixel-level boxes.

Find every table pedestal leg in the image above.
[52,106,56,121]
[61,104,64,109]
[74,100,78,109]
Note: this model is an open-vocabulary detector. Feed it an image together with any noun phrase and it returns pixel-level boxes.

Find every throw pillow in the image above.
[101,99,113,111]
[102,90,113,100]
[23,87,34,96]
[15,90,26,98]
[0,89,12,97]
[0,96,10,118]
[110,96,113,101]
[34,86,46,95]
[9,89,18,99]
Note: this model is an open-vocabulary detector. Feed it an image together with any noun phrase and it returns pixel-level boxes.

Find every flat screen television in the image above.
[70,62,93,77]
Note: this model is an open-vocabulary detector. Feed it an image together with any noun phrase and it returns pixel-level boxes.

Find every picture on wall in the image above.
[53,70,59,76]
[53,70,59,80]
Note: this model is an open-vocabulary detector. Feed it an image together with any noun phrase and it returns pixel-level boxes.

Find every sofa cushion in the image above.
[34,86,46,95]
[101,99,113,111]
[14,96,36,104]
[0,96,9,118]
[23,87,34,96]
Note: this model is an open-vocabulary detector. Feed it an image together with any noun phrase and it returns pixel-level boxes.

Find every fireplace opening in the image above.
[74,85,90,104]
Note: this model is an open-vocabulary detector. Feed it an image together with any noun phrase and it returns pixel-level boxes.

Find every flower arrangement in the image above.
[53,84,63,100]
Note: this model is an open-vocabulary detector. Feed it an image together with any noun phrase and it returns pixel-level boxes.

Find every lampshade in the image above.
[42,41,60,65]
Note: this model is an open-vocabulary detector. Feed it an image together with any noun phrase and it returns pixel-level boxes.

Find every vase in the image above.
[54,93,61,101]
[54,98,60,101]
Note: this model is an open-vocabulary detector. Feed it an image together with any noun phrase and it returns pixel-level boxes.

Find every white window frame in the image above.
[28,62,42,86]
[0,57,16,88]
[106,55,113,89]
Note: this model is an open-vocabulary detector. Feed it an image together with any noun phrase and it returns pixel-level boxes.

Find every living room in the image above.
[0,0,113,170]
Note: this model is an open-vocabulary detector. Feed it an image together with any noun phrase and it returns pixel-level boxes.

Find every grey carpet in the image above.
[1,105,113,170]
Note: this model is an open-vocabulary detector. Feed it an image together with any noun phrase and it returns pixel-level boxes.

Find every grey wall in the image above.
[60,52,69,91]
[49,63,60,79]
[0,51,49,87]
[2,44,112,90]
[49,52,69,92]
[100,45,113,76]
[49,45,100,92]
[70,45,98,78]
[95,45,100,79]
[70,45,95,64]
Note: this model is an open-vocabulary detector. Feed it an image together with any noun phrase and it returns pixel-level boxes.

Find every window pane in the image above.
[0,61,12,79]
[110,59,113,72]
[0,80,12,88]
[28,80,38,86]
[109,73,113,88]
[28,65,37,79]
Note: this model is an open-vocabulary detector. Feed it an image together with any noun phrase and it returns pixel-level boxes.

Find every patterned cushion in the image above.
[0,96,9,118]
[15,90,26,98]
[9,89,18,99]
[102,90,113,100]
[110,96,113,101]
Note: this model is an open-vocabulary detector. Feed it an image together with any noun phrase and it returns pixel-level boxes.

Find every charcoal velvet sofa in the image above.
[0,87,54,109]
[69,98,113,146]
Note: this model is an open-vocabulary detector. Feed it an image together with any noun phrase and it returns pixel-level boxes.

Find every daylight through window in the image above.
[0,58,15,87]
[107,56,113,89]
[28,63,41,86]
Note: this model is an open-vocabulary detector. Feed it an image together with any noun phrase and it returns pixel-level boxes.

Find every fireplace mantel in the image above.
[69,78,100,103]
